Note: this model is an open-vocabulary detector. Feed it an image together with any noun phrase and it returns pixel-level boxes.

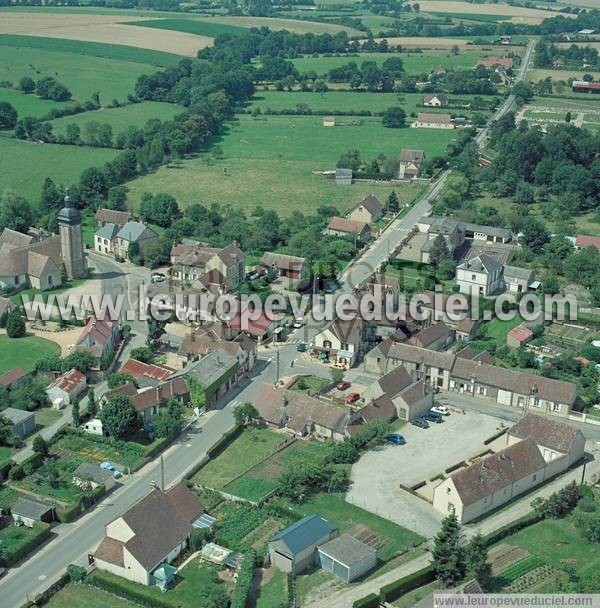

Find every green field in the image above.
[0,334,60,374]
[0,86,72,119]
[126,17,249,38]
[45,584,131,608]
[50,101,182,137]
[0,41,163,105]
[291,50,502,76]
[0,137,118,203]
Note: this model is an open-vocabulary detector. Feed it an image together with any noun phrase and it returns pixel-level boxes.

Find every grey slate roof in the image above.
[318,533,377,566]
[73,462,114,485]
[174,348,237,388]
[12,497,53,519]
[458,253,502,274]
[116,221,155,243]
[270,515,338,557]
[96,222,119,241]
[2,407,35,425]
[399,149,425,163]
[503,265,534,281]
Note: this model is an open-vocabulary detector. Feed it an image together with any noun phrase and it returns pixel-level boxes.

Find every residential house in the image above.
[456,318,481,342]
[2,408,36,439]
[398,149,425,179]
[94,208,133,228]
[120,358,175,386]
[407,322,455,351]
[46,368,87,409]
[114,221,158,261]
[449,356,576,417]
[94,484,204,586]
[575,234,600,250]
[170,242,245,291]
[417,216,465,263]
[75,316,120,361]
[0,296,15,319]
[423,93,448,107]
[172,349,238,409]
[507,325,534,348]
[0,229,63,291]
[324,217,371,242]
[269,515,339,574]
[0,368,28,390]
[461,222,511,244]
[73,462,116,492]
[433,438,546,523]
[507,413,585,478]
[313,317,368,367]
[255,383,351,442]
[348,195,383,225]
[318,534,377,582]
[260,252,308,282]
[456,254,504,296]
[503,265,535,294]
[433,65,446,75]
[361,365,433,422]
[417,290,470,329]
[11,497,54,527]
[411,113,454,129]
[228,311,275,345]
[94,223,119,256]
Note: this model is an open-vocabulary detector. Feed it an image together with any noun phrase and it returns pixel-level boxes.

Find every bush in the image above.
[380,565,435,603]
[8,464,24,481]
[3,522,51,566]
[483,511,543,546]
[353,593,380,608]
[67,564,87,582]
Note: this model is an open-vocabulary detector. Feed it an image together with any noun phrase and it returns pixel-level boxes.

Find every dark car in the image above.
[423,411,444,424]
[296,342,308,352]
[411,417,430,429]
[345,392,360,404]
[336,381,351,391]
[386,433,406,445]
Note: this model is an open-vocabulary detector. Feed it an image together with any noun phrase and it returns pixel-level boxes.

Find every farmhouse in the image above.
[94,484,204,587]
[503,265,535,294]
[423,93,448,107]
[170,242,245,291]
[575,234,600,249]
[324,217,371,241]
[456,254,504,296]
[0,229,63,292]
[255,383,351,442]
[94,223,119,256]
[348,194,383,224]
[572,80,600,94]
[2,407,36,439]
[411,113,454,129]
[113,221,158,261]
[46,368,87,408]
[269,515,339,574]
[260,252,308,282]
[94,208,133,228]
[398,149,425,179]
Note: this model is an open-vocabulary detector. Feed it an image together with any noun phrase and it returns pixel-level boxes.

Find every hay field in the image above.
[417,1,573,24]
[0,13,212,56]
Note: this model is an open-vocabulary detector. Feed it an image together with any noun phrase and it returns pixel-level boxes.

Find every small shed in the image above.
[2,408,35,439]
[335,168,353,185]
[72,462,116,492]
[11,497,55,527]
[322,117,336,127]
[507,325,533,348]
[317,534,378,582]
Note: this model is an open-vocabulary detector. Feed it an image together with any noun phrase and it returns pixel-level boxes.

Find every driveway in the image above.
[346,410,506,537]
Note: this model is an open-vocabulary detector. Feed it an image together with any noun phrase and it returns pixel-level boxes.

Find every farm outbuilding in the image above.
[317,534,378,582]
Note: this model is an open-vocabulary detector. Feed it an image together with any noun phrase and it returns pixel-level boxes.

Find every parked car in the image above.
[296,342,308,352]
[150,272,165,283]
[336,380,351,390]
[331,361,348,371]
[345,392,360,404]
[292,318,304,329]
[431,405,450,416]
[411,417,429,429]
[424,411,443,424]
[100,461,122,478]
[386,433,406,445]
[247,271,260,281]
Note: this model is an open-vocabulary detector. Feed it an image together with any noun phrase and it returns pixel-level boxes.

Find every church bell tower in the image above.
[58,189,86,279]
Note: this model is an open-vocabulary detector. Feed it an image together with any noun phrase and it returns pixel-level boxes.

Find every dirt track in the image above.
[0,13,212,56]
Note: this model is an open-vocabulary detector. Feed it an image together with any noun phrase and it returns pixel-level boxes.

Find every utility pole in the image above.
[275,349,280,385]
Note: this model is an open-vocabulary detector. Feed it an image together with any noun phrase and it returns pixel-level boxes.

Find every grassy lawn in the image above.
[255,568,288,608]
[192,428,283,490]
[0,137,118,204]
[36,408,63,428]
[291,375,330,395]
[91,560,228,608]
[223,439,333,502]
[49,101,183,138]
[0,86,71,119]
[281,492,424,561]
[485,315,523,346]
[0,334,60,374]
[290,49,501,76]
[10,276,90,305]
[0,520,50,564]
[45,583,132,608]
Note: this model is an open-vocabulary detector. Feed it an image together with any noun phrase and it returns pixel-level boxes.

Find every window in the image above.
[446,487,452,494]
[532,474,537,481]
[447,502,455,513]
[551,403,561,413]
[323,340,332,349]
[48,276,53,286]
[14,275,19,285]
[471,274,476,281]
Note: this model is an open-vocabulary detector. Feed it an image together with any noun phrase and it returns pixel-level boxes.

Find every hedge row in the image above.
[86,574,173,608]
[352,592,380,608]
[482,510,543,547]
[206,424,243,460]
[380,565,435,603]
[230,550,256,608]
[5,522,52,566]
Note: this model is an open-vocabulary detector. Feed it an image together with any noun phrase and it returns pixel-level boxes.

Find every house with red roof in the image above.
[575,234,600,250]
[75,315,120,361]
[507,325,534,348]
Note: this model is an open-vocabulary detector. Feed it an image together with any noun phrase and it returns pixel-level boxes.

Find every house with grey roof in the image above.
[348,194,383,225]
[269,515,339,574]
[2,407,36,439]
[11,497,55,527]
[318,534,378,582]
[399,149,425,179]
[503,265,535,294]
[73,462,116,492]
[456,253,504,296]
[114,221,158,262]
[94,222,120,256]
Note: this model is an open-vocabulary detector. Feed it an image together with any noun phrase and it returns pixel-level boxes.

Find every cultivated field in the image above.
[49,101,182,137]
[291,49,503,76]
[0,12,212,56]
[0,137,118,203]
[415,1,572,24]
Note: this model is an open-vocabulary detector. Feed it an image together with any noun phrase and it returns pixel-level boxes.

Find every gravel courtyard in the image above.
[346,410,506,537]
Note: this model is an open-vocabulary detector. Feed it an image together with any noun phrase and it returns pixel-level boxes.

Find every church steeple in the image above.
[58,188,86,279]
[57,188,81,226]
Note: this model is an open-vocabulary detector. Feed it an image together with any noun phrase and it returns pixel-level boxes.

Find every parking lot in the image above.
[346,410,506,537]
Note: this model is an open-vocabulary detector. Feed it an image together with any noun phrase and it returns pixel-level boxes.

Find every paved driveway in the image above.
[347,410,506,537]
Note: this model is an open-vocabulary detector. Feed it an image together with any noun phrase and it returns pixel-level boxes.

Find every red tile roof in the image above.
[508,325,533,343]
[121,359,174,382]
[576,235,600,249]
[52,368,86,393]
[327,216,369,235]
[0,368,27,387]
[229,311,274,337]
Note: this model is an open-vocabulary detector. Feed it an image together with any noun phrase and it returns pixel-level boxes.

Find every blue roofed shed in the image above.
[268,515,339,574]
